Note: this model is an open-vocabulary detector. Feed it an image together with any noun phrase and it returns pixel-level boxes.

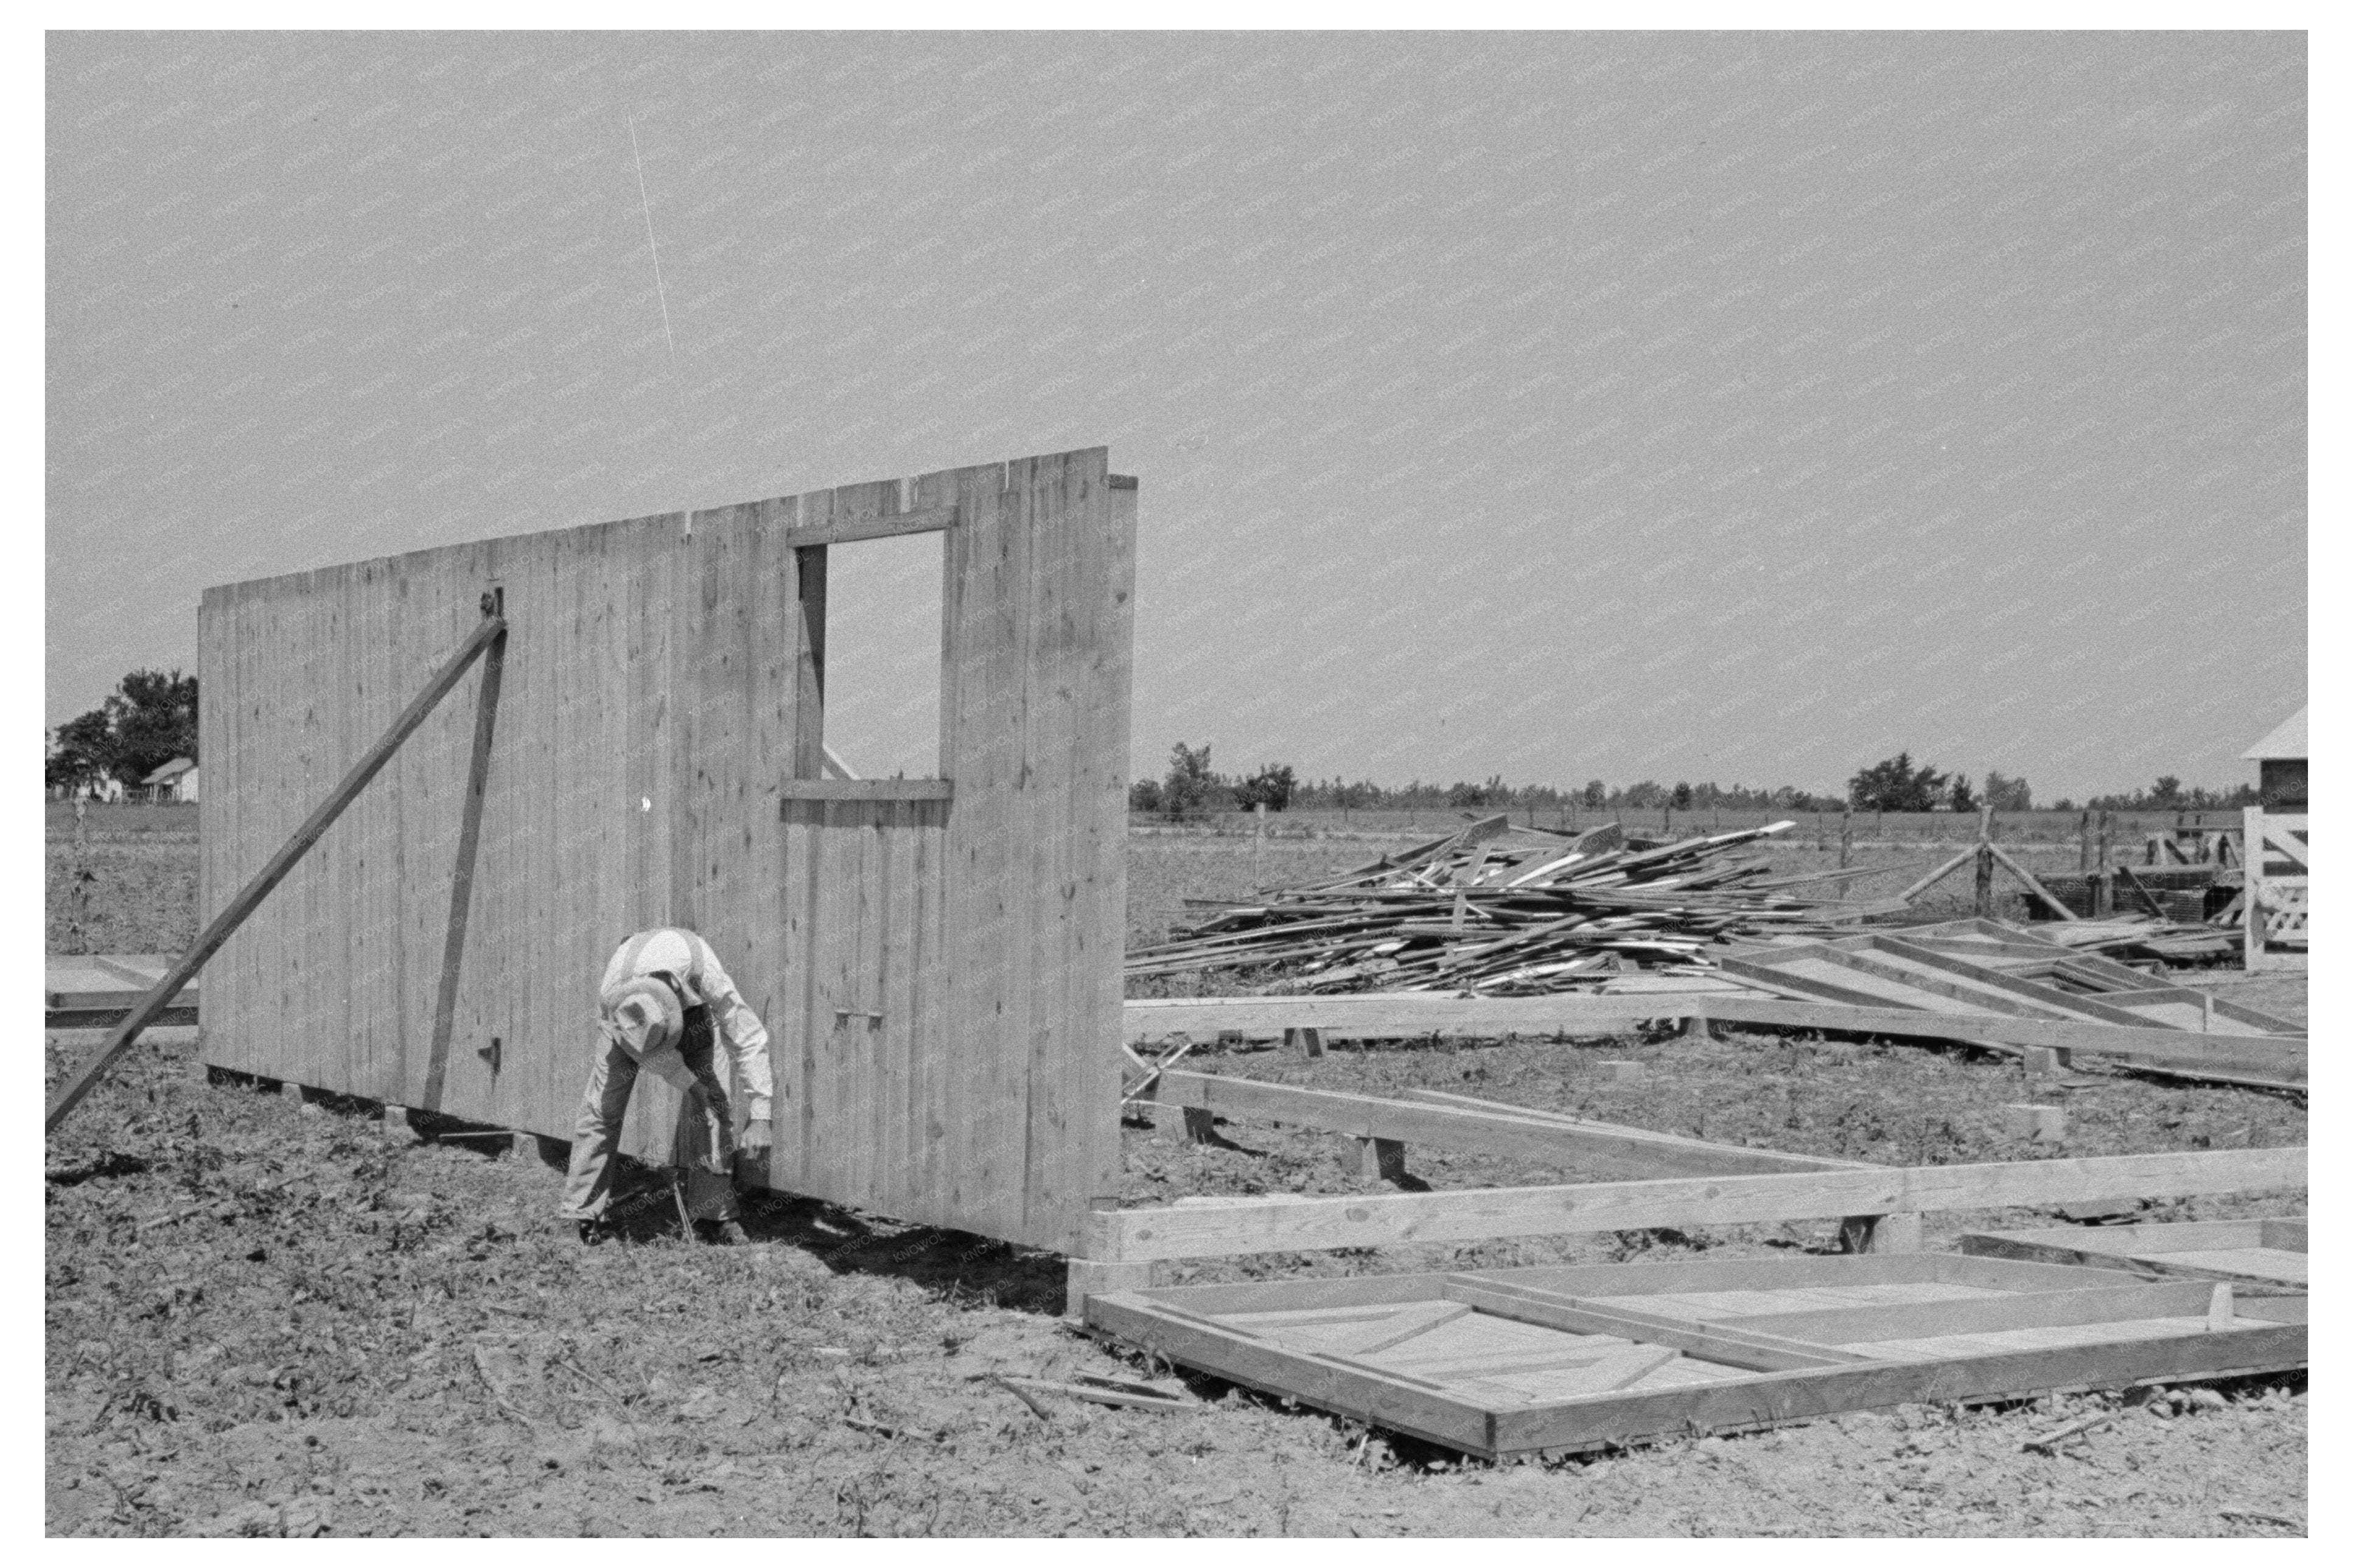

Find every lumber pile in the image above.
[1128,815,2255,994]
[2029,916,2242,966]
[1127,816,1898,994]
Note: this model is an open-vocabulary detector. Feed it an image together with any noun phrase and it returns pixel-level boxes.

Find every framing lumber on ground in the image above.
[1122,992,2305,1082]
[1960,1217,2307,1288]
[1083,1146,2306,1264]
[1082,1253,2307,1459]
[1133,1068,1870,1180]
[194,448,1135,1255]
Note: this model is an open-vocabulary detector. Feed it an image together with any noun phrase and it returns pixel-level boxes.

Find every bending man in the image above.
[561,927,774,1245]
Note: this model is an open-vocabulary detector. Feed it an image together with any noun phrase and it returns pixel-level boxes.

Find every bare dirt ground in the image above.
[46,827,2306,1536]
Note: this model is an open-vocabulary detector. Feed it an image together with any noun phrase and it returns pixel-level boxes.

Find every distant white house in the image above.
[142,757,198,803]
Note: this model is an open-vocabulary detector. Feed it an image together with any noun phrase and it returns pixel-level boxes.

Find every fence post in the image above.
[1839,804,1853,869]
[68,799,90,955]
[2243,805,2263,974]
[1974,803,1996,918]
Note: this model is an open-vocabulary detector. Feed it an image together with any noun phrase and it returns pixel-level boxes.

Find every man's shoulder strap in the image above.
[616,928,662,978]
[618,927,710,993]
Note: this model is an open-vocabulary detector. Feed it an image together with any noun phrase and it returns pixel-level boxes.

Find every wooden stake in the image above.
[2020,1045,2071,1077]
[45,605,509,1134]
[1839,805,1852,869]
[1974,803,1996,918]
[2094,810,2113,917]
[2206,1281,2234,1332]
[1354,1135,1408,1185]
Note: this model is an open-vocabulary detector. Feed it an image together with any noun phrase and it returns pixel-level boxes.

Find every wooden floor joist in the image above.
[1139,1068,1869,1180]
[1960,1216,2308,1288]
[1120,992,2305,1083]
[1085,1145,2305,1264]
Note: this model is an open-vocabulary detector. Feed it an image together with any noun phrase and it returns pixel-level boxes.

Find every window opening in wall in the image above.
[811,528,946,780]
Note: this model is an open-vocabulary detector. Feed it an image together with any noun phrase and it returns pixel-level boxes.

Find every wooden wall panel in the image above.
[197,448,1131,1256]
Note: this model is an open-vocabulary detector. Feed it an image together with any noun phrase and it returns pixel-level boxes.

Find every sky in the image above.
[45,30,2306,801]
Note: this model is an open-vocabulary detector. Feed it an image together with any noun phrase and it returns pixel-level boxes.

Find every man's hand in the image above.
[738,1118,772,1155]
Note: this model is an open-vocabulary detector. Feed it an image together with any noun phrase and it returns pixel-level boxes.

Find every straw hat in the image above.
[603,975,684,1059]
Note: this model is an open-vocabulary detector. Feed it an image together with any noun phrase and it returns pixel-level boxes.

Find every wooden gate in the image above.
[2242,807,2309,972]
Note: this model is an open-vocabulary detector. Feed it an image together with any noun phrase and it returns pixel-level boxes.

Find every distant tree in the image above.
[1618,779,1665,809]
[105,669,200,782]
[1848,752,1948,812]
[2051,798,2076,814]
[1163,742,1217,820]
[1232,762,1298,812]
[1444,775,1507,809]
[1581,779,1607,809]
[1984,771,2033,812]
[1128,778,1164,814]
[2148,775,2183,808]
[47,711,115,792]
[49,671,198,794]
[1946,773,1977,814]
[1670,781,1693,810]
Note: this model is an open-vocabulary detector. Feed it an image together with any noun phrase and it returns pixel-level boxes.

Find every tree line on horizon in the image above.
[43,680,2263,821]
[1130,743,2261,820]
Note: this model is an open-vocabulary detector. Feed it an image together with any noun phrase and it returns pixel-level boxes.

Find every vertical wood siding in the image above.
[196,448,1130,1255]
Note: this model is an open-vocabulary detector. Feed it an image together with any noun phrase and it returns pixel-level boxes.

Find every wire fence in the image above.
[1136,804,2245,850]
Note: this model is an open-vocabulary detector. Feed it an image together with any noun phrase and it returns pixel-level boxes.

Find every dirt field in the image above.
[46,828,2306,1537]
